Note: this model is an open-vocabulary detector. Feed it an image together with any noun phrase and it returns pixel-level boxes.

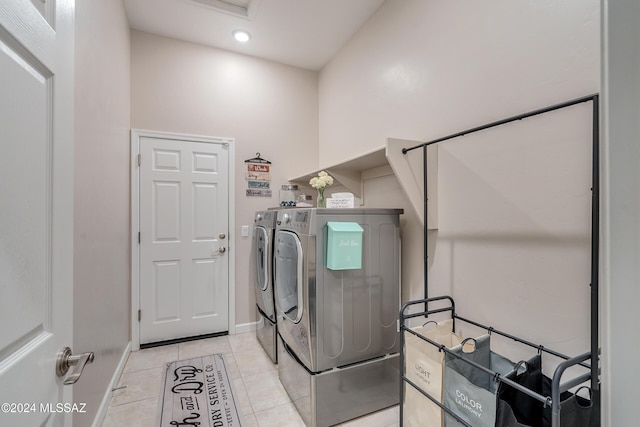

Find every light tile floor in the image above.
[101,332,399,427]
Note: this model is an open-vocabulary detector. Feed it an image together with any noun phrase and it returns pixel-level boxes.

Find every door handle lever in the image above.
[56,347,95,385]
[211,246,227,255]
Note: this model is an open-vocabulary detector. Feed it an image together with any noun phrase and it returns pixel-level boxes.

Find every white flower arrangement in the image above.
[309,171,334,190]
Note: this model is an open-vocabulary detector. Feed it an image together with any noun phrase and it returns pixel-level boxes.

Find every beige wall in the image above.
[73,0,131,425]
[130,31,319,325]
[320,0,600,365]
[320,0,599,165]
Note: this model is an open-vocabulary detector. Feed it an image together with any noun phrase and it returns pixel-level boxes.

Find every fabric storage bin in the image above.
[558,386,600,427]
[496,354,600,427]
[404,319,462,427]
[443,335,516,427]
[495,354,548,427]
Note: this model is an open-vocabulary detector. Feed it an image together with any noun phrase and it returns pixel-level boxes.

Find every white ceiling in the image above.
[123,0,386,71]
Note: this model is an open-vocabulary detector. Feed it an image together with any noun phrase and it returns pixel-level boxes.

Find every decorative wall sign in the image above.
[247,163,270,173]
[246,189,272,197]
[248,180,270,189]
[244,152,273,198]
[245,171,271,181]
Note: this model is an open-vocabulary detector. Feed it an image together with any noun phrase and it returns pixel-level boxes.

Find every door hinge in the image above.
[137,154,141,166]
[138,310,141,322]
[138,232,141,244]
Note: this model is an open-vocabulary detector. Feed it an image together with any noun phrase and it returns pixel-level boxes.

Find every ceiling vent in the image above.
[188,0,259,19]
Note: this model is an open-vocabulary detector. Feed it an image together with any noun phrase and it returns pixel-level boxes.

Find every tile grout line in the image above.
[122,364,172,375]
[238,375,258,417]
[109,394,161,408]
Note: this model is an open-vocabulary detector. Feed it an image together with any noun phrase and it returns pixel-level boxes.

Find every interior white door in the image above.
[139,137,230,344]
[0,0,75,425]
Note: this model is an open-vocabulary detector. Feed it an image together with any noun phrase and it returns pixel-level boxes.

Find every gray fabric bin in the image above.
[444,334,515,427]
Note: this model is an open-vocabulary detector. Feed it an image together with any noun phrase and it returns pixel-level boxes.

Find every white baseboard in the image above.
[234,321,258,334]
[91,341,132,427]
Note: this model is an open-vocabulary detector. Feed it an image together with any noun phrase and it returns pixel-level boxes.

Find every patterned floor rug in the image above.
[158,353,244,427]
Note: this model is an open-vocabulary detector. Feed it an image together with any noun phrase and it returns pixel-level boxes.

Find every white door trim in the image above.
[130,129,236,350]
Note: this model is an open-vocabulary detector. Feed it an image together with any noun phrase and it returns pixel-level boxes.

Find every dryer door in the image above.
[274,230,304,324]
[253,224,276,321]
[254,226,270,292]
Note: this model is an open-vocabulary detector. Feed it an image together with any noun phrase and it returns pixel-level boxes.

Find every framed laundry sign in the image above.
[245,152,272,197]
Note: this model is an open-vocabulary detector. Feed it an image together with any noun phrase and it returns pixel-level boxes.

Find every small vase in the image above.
[317,188,326,208]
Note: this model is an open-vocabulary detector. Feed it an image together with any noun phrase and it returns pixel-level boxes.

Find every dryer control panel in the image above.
[277,209,312,235]
[254,210,277,228]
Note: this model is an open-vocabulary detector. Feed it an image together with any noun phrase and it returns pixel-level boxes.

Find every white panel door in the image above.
[0,0,75,425]
[139,137,229,344]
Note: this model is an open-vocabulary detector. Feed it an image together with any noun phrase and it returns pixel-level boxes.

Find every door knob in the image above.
[212,246,226,255]
[219,233,226,239]
[56,347,95,385]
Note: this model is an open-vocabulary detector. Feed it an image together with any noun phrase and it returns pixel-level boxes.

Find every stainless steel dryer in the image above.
[250,210,278,363]
[273,208,402,427]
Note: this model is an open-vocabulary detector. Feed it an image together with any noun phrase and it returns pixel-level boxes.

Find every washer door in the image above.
[274,230,304,324]
[254,226,270,292]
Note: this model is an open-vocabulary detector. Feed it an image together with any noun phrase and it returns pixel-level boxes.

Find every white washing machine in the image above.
[274,208,402,426]
[250,210,278,363]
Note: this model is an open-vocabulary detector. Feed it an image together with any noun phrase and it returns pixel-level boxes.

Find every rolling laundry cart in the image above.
[398,94,601,427]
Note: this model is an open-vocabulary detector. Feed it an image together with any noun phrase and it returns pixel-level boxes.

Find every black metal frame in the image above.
[399,94,600,426]
[400,297,593,427]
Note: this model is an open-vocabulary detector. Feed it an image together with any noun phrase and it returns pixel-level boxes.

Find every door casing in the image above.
[130,129,236,350]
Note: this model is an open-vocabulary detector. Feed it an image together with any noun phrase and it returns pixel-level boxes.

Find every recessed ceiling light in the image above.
[232,29,252,43]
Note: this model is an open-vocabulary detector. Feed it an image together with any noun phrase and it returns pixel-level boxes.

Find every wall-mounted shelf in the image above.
[289,146,389,198]
[289,141,438,229]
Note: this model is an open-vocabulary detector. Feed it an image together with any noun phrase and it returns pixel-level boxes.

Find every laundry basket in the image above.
[404,319,462,427]
[443,335,516,427]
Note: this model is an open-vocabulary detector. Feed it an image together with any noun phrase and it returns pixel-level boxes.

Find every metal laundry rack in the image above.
[398,94,600,426]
